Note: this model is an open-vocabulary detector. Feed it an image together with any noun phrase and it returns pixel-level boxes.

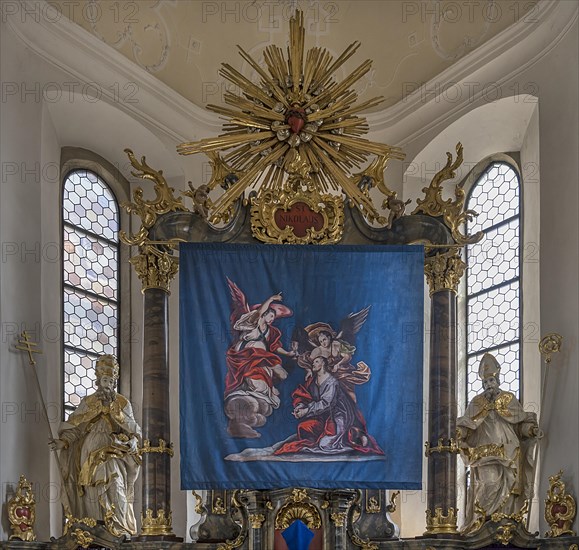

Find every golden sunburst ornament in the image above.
[178,11,405,240]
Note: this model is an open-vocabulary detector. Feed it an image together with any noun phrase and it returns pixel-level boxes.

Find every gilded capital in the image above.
[129,245,178,294]
[424,249,465,296]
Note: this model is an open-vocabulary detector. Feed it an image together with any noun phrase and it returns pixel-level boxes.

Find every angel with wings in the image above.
[274,307,384,456]
[224,278,297,438]
[293,306,372,402]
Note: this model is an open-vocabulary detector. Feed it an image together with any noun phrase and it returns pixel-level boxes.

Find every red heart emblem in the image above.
[15,506,30,518]
[19,522,30,531]
[552,503,568,515]
[286,108,306,134]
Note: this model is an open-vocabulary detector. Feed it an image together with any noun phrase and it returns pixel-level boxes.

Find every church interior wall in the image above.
[0,2,577,542]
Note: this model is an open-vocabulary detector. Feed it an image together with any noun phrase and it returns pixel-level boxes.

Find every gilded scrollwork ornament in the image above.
[413,142,483,246]
[7,475,36,542]
[71,528,94,549]
[545,470,577,537]
[424,249,466,295]
[250,173,344,244]
[120,149,188,247]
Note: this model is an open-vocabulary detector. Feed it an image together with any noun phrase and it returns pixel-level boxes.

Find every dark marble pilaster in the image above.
[424,250,465,535]
[128,245,180,540]
[139,287,175,538]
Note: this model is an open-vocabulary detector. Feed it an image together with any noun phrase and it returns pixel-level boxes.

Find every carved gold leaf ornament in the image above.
[7,475,36,542]
[495,522,516,545]
[413,142,483,246]
[71,528,94,549]
[350,531,379,550]
[249,513,266,529]
[424,249,466,295]
[176,10,405,231]
[120,149,188,247]
[130,244,179,293]
[545,470,577,537]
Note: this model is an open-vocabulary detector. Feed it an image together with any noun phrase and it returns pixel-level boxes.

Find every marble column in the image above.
[424,249,465,535]
[129,246,179,540]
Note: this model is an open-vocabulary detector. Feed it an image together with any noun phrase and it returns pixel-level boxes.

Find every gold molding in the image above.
[120,149,188,247]
[425,437,460,457]
[412,142,483,246]
[141,508,173,536]
[7,475,36,542]
[545,470,577,537]
[424,249,466,295]
[140,438,174,457]
[130,244,179,294]
[425,507,458,535]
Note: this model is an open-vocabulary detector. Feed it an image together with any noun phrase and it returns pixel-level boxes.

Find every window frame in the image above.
[464,158,523,403]
[60,148,132,418]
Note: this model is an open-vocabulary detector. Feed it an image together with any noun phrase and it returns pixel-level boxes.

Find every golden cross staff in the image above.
[15,331,72,516]
[526,332,563,527]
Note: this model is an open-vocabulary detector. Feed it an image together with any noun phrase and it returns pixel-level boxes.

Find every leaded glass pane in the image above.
[466,219,519,295]
[467,282,519,353]
[62,169,120,419]
[64,349,96,412]
[64,226,118,300]
[467,163,519,234]
[466,343,520,403]
[465,161,521,402]
[63,170,119,241]
[64,288,117,355]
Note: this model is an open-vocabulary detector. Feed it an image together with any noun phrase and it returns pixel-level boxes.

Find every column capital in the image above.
[129,245,178,294]
[424,249,465,296]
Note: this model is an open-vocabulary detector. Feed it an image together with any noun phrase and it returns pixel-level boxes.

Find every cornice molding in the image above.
[5,0,221,143]
[370,0,578,144]
[6,0,577,147]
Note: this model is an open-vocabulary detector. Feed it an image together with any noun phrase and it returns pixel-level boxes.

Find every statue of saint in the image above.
[50,354,141,537]
[457,353,540,534]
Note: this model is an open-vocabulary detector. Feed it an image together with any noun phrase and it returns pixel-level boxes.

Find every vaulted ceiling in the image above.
[51,0,540,114]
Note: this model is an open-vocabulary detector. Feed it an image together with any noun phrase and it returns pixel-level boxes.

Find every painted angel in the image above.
[224,278,296,438]
[292,306,372,402]
[275,306,384,456]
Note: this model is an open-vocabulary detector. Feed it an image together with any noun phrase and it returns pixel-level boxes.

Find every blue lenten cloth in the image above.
[281,520,314,550]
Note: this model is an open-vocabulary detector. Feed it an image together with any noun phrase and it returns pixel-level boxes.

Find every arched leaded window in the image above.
[465,161,521,403]
[62,170,120,418]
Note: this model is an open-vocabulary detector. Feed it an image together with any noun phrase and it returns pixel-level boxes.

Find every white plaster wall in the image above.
[0,0,577,542]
